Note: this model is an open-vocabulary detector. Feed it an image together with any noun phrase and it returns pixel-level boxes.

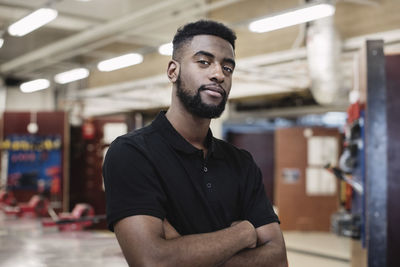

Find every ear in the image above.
[167,60,180,83]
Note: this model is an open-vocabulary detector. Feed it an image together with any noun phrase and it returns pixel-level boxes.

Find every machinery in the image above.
[42,203,105,231]
[0,189,17,208]
[328,102,365,240]
[2,194,49,217]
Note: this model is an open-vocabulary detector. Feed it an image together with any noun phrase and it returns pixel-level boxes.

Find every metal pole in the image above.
[365,40,387,267]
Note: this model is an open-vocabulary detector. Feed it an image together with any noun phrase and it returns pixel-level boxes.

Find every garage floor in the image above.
[0,212,350,267]
[284,231,350,267]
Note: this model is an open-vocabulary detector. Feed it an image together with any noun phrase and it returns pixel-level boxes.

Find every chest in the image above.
[150,148,244,233]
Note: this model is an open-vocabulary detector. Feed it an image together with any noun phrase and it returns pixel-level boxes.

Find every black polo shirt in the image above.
[103,111,279,234]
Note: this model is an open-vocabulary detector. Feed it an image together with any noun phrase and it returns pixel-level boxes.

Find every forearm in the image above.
[116,219,256,267]
[155,221,255,267]
[221,242,288,267]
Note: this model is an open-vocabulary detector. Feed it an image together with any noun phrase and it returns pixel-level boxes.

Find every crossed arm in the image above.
[114,215,288,267]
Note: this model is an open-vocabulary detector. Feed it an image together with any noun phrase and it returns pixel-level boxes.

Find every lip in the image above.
[203,85,225,96]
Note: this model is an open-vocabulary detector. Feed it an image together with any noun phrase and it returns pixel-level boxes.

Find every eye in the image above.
[223,65,233,73]
[198,60,210,65]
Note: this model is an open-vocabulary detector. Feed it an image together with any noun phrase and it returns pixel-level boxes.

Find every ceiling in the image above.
[0,0,399,118]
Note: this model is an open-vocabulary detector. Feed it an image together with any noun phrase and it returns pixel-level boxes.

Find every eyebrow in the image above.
[194,50,236,68]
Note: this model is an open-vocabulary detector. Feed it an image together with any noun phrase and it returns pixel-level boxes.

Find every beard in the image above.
[176,73,228,119]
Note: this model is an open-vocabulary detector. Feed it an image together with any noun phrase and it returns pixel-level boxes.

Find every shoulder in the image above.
[104,124,161,166]
[109,124,157,151]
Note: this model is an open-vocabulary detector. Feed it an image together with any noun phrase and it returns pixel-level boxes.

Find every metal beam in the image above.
[228,104,347,120]
[0,0,184,74]
[0,3,102,31]
[364,40,387,267]
[0,0,243,75]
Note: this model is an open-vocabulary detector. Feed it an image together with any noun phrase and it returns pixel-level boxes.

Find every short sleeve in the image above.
[241,153,279,228]
[103,137,166,231]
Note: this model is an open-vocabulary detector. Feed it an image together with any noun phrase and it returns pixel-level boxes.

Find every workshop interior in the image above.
[0,0,399,266]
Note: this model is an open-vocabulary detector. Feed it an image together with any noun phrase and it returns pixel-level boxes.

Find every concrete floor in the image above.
[284,231,350,267]
[0,212,350,267]
[0,213,125,267]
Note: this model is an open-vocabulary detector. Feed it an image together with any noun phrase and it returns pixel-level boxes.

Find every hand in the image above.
[231,220,257,249]
[163,219,181,240]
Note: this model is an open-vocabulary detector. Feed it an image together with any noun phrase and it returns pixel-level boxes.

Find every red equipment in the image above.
[42,203,105,231]
[3,194,49,217]
[0,190,17,208]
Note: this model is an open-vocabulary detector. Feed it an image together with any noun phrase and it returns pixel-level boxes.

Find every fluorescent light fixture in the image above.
[322,112,347,126]
[8,8,58,37]
[158,42,173,56]
[249,2,335,33]
[20,79,50,93]
[97,53,143,72]
[0,38,4,48]
[54,68,89,84]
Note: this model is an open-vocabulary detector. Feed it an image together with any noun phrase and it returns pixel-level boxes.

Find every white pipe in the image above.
[1,0,243,75]
[307,16,347,105]
[0,0,183,74]
[69,74,168,98]
[343,29,400,50]
[339,0,380,7]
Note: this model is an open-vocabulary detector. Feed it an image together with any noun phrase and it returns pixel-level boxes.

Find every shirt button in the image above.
[206,183,212,188]
[203,166,208,172]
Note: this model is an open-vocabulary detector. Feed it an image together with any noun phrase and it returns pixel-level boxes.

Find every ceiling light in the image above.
[0,38,4,48]
[55,68,90,84]
[97,53,143,72]
[158,42,173,56]
[249,2,335,33]
[8,8,58,37]
[20,79,50,93]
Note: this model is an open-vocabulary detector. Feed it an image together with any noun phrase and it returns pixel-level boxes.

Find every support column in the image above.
[386,55,400,267]
[365,40,387,267]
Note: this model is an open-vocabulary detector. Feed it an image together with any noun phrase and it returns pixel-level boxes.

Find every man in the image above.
[103,20,287,267]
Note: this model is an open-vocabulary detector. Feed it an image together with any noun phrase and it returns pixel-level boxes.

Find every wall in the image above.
[5,86,55,111]
[1,111,68,210]
[227,130,275,204]
[275,127,341,231]
[69,114,129,229]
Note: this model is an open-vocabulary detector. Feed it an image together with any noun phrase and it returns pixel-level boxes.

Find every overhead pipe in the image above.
[0,0,183,74]
[1,0,243,75]
[306,15,348,105]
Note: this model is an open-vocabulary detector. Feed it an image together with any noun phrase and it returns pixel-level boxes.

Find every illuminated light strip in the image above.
[20,79,50,93]
[158,42,173,56]
[8,8,58,37]
[54,68,90,84]
[249,2,335,33]
[97,53,143,72]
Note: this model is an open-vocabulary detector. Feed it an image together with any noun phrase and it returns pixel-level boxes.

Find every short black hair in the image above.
[172,20,236,60]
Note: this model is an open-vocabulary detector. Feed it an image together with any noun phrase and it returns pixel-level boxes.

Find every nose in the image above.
[209,64,224,84]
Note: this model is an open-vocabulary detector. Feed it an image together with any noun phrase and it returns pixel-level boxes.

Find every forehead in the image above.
[183,35,235,59]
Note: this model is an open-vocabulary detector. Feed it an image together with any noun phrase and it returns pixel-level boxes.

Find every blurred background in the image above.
[0,0,399,266]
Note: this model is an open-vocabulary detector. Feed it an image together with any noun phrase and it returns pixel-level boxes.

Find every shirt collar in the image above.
[152,111,223,159]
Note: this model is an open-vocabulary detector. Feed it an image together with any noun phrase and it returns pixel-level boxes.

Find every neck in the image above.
[165,104,211,151]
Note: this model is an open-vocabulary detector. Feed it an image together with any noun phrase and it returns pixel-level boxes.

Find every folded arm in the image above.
[162,219,287,267]
[221,222,288,267]
[114,215,257,267]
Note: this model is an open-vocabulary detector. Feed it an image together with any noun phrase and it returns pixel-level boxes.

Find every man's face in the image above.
[175,35,235,119]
